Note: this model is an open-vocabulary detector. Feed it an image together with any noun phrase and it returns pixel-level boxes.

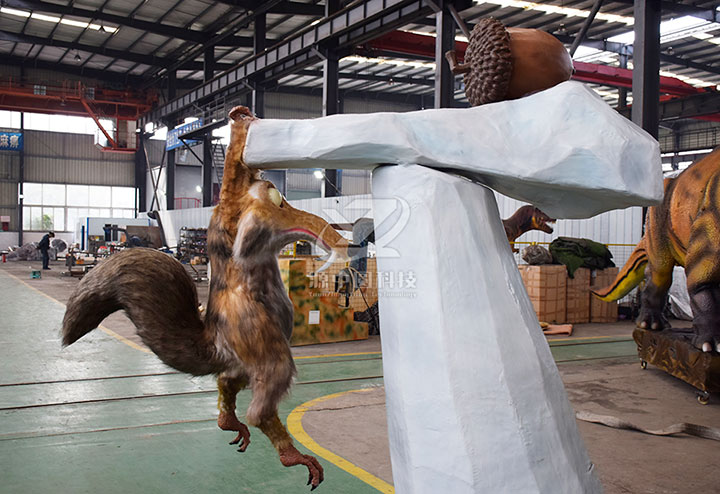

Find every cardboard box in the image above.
[590,267,620,323]
[518,264,567,323]
[566,267,590,323]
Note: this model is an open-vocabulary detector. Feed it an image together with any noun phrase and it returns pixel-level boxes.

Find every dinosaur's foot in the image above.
[694,332,720,353]
[692,322,720,353]
[278,444,324,490]
[688,284,720,352]
[218,411,251,452]
[636,307,670,332]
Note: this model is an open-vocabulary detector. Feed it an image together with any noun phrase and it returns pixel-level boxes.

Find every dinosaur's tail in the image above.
[591,238,648,302]
[62,248,221,375]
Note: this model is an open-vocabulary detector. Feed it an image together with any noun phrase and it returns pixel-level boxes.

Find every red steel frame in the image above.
[0,78,156,152]
[365,31,719,118]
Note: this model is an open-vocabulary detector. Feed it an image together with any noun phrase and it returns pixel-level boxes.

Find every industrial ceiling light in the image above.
[195,185,202,193]
[74,53,81,62]
[313,170,324,180]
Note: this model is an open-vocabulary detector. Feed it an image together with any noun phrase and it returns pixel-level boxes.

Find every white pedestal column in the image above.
[372,164,602,494]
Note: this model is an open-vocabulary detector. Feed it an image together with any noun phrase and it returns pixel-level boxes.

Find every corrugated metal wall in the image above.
[341,170,372,195]
[265,92,323,119]
[24,130,134,186]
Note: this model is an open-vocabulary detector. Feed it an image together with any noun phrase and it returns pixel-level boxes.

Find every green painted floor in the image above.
[0,267,642,494]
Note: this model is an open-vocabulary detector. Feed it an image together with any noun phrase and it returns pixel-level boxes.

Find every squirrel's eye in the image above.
[268,187,283,207]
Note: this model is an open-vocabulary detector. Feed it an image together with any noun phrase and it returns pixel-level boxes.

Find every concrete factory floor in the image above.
[1,258,719,493]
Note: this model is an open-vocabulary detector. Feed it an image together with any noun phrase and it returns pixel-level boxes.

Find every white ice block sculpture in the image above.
[373,164,602,493]
[245,81,662,219]
[242,80,663,493]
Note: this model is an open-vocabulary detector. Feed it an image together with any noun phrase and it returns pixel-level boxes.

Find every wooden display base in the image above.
[633,328,720,404]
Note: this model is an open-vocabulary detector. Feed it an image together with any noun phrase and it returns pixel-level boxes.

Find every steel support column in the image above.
[253,14,266,118]
[435,1,456,108]
[18,112,24,245]
[204,46,215,82]
[166,71,177,211]
[618,48,629,110]
[135,133,148,214]
[323,0,341,197]
[202,136,213,207]
[632,0,661,139]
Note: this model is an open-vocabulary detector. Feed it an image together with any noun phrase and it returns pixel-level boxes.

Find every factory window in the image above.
[0,110,113,135]
[22,183,136,232]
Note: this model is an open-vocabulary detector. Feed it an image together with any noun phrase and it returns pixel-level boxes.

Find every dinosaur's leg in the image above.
[637,262,673,331]
[217,371,251,451]
[686,205,720,352]
[246,362,324,490]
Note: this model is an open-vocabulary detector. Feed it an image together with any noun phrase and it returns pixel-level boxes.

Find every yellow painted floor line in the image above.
[294,351,381,360]
[1,269,150,353]
[287,389,394,494]
[549,335,631,343]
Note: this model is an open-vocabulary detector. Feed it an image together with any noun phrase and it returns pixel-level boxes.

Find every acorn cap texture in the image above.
[464,17,512,106]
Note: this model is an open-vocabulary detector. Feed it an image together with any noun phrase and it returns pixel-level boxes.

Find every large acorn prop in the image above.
[446,18,574,106]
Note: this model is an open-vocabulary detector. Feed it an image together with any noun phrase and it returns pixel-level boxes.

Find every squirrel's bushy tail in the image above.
[62,248,222,375]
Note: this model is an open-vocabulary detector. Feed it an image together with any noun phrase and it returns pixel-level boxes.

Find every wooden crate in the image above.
[566,267,590,324]
[590,267,619,323]
[518,265,567,323]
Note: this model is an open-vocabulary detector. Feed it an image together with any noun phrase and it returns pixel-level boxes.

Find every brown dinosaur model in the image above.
[502,205,555,252]
[593,148,720,353]
[61,107,349,490]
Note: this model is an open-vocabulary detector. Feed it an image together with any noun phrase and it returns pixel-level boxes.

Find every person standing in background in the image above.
[38,231,55,270]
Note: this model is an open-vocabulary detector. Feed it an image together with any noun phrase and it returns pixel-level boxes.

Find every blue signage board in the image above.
[0,132,22,151]
[166,119,203,150]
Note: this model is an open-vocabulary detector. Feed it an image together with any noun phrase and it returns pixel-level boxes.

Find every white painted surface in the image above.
[244,81,663,219]
[0,231,73,251]
[373,165,601,493]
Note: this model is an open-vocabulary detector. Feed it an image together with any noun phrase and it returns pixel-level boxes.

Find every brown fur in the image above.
[61,106,347,489]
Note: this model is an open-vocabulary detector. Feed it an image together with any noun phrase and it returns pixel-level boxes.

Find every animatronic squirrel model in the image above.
[61,107,349,490]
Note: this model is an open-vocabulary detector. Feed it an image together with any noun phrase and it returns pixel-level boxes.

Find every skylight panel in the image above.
[0,7,118,33]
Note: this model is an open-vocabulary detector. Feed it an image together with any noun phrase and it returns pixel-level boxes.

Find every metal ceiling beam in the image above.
[618,91,720,121]
[365,30,715,97]
[1,0,254,45]
[568,0,604,57]
[0,54,208,92]
[143,0,285,82]
[0,29,166,66]
[660,53,720,76]
[611,0,720,22]
[296,69,433,86]
[0,30,238,71]
[214,1,325,16]
[556,34,720,77]
[140,0,434,126]
[572,61,700,96]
